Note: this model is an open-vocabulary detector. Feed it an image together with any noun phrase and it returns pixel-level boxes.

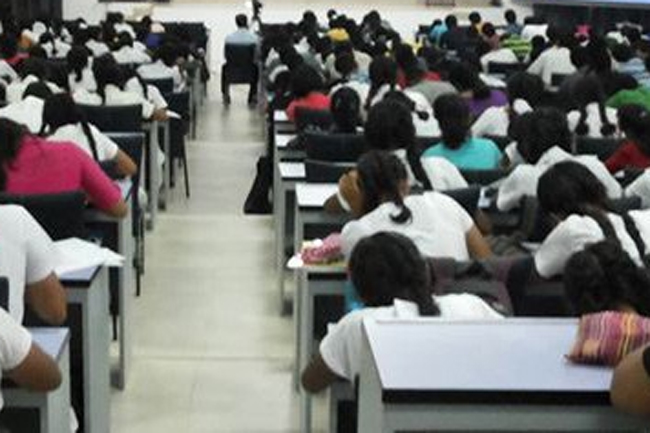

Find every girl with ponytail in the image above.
[340,150,492,260]
[66,45,96,93]
[301,231,502,393]
[41,93,137,177]
[535,161,648,278]
[364,55,398,111]
[568,76,618,138]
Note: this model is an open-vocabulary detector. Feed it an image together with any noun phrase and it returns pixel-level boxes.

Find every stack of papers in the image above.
[54,238,125,276]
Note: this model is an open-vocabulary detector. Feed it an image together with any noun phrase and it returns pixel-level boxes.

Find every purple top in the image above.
[468,90,508,118]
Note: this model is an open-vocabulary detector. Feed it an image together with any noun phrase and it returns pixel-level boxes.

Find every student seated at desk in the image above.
[5,58,61,104]
[67,45,96,93]
[422,94,502,170]
[563,240,650,316]
[41,93,138,177]
[0,205,66,324]
[329,87,361,134]
[111,31,151,65]
[340,151,491,261]
[471,72,543,139]
[137,43,186,92]
[496,108,621,211]
[534,162,645,278]
[448,62,508,119]
[0,118,127,218]
[0,81,53,134]
[605,104,650,173]
[301,232,502,393]
[0,306,62,411]
[74,54,167,121]
[567,76,618,139]
[611,344,650,416]
[285,64,331,123]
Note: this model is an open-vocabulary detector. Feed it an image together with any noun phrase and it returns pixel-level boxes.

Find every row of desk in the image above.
[267,110,650,432]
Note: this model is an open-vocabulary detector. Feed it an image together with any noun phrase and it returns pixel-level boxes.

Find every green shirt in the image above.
[607,86,650,111]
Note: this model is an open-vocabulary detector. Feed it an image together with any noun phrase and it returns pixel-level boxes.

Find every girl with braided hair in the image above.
[301,231,502,393]
[567,75,618,138]
[340,150,491,261]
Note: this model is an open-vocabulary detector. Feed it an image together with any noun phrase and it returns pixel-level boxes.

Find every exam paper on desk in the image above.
[54,238,124,275]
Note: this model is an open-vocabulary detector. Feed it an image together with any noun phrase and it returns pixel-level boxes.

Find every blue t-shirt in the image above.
[422,137,502,170]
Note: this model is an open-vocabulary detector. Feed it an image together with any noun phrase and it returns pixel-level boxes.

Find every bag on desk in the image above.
[243,155,272,214]
[568,311,650,366]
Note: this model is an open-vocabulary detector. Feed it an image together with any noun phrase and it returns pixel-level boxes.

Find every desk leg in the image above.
[147,122,160,231]
[42,347,71,433]
[160,121,170,211]
[68,269,110,433]
[113,209,133,390]
[298,268,313,433]
[358,333,390,433]
[273,157,286,315]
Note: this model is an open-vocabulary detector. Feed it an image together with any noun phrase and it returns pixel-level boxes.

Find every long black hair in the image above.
[67,44,91,85]
[0,119,26,191]
[356,150,412,223]
[40,93,100,161]
[330,87,360,134]
[349,232,439,316]
[92,53,124,103]
[537,161,616,238]
[365,55,397,110]
[448,61,490,100]
[572,75,616,137]
[564,240,650,316]
[364,99,415,151]
[516,108,572,164]
[434,93,470,150]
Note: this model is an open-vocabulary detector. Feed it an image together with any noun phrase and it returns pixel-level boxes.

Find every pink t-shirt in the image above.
[286,92,331,123]
[5,135,122,211]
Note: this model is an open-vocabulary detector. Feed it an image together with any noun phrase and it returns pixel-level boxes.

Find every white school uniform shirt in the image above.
[527,46,576,90]
[420,156,469,191]
[125,77,168,110]
[68,68,97,93]
[72,85,155,119]
[114,23,136,39]
[0,60,18,82]
[0,307,32,410]
[471,99,532,138]
[137,60,185,91]
[496,146,622,211]
[480,48,519,72]
[42,40,71,59]
[112,46,152,65]
[5,75,62,104]
[567,103,619,138]
[534,213,643,278]
[320,295,503,381]
[625,171,650,209]
[521,24,549,41]
[48,123,120,161]
[341,192,475,260]
[0,96,45,133]
[85,40,110,57]
[0,205,56,323]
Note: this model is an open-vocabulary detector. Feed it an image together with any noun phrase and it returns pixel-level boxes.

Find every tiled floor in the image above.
[109,84,312,432]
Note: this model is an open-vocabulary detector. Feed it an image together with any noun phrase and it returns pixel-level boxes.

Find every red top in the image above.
[6,135,122,211]
[4,54,28,67]
[286,92,331,122]
[605,140,650,173]
[397,70,441,89]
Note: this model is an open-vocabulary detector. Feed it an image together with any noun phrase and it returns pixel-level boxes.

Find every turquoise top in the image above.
[422,137,503,170]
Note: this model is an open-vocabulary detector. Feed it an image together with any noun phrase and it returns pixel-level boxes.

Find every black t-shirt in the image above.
[643,346,650,377]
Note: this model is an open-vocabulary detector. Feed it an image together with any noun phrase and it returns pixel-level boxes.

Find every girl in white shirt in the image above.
[497,108,622,211]
[301,231,503,392]
[66,45,96,93]
[40,93,137,177]
[111,32,151,65]
[472,72,544,139]
[534,161,643,278]
[340,150,492,261]
[567,76,618,139]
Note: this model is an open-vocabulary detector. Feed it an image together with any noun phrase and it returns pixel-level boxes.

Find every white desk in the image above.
[85,178,134,390]
[358,318,650,432]
[3,328,72,433]
[59,267,110,433]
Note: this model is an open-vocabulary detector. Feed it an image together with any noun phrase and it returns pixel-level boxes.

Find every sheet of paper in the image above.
[295,183,339,208]
[279,162,306,179]
[274,110,289,122]
[275,134,295,148]
[54,238,124,276]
